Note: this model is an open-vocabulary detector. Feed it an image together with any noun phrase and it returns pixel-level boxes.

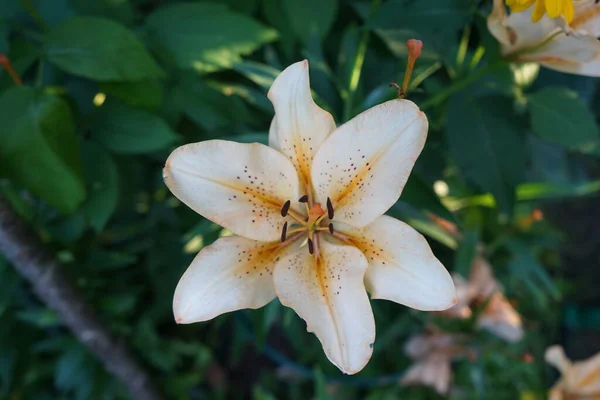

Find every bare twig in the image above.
[0,195,163,400]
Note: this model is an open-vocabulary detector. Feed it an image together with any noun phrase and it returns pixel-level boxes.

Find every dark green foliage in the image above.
[0,0,598,399]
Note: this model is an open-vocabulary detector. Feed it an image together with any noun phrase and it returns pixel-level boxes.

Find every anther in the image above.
[307,238,314,255]
[298,195,309,203]
[326,197,334,219]
[281,221,288,242]
[281,200,291,217]
[328,223,334,234]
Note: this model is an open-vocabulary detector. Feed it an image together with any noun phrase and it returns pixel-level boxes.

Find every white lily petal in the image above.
[523,32,600,63]
[337,216,456,311]
[268,60,336,188]
[311,99,427,228]
[174,236,290,323]
[573,0,600,37]
[476,293,524,343]
[273,238,375,374]
[538,39,600,76]
[164,140,302,242]
[488,0,513,46]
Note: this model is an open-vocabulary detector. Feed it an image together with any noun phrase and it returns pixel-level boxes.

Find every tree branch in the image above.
[0,195,163,400]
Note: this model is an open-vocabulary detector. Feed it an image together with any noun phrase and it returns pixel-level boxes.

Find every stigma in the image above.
[280,196,336,255]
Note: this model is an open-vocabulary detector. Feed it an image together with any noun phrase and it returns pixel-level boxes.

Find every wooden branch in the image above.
[0,195,163,400]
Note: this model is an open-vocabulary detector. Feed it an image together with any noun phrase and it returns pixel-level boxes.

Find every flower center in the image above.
[280,196,336,255]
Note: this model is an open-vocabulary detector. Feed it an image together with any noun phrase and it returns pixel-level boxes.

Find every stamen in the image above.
[299,195,309,203]
[307,238,314,255]
[328,223,334,234]
[281,221,288,242]
[281,200,291,217]
[326,197,334,219]
[0,54,22,86]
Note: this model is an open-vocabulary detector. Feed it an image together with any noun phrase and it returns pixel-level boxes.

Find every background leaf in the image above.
[528,87,600,155]
[45,16,164,81]
[91,101,177,154]
[0,86,85,213]
[446,95,527,215]
[145,3,277,73]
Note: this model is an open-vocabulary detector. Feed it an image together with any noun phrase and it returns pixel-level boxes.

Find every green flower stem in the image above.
[420,59,509,111]
[342,0,381,122]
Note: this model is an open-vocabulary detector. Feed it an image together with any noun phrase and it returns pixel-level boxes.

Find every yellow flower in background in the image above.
[506,0,576,22]
[164,60,456,374]
[489,0,600,76]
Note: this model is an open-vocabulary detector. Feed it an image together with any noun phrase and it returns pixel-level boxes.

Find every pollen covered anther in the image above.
[308,238,314,254]
[299,195,309,203]
[281,200,291,217]
[326,197,334,219]
[328,223,334,234]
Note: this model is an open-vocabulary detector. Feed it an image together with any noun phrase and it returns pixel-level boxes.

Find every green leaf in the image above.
[446,95,526,215]
[0,38,39,92]
[454,230,478,276]
[100,80,163,110]
[146,3,277,73]
[281,0,338,45]
[233,60,280,90]
[91,102,177,154]
[367,0,473,59]
[80,142,118,231]
[0,87,86,213]
[45,16,164,81]
[401,174,458,224]
[69,0,135,25]
[528,87,600,154]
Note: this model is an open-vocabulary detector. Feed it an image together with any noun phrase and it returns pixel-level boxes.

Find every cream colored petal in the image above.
[524,32,600,63]
[400,354,452,395]
[336,216,456,311]
[564,350,600,394]
[488,0,514,46]
[537,37,600,77]
[470,257,501,299]
[573,0,600,37]
[173,236,291,323]
[476,293,524,343]
[268,60,336,188]
[273,237,375,374]
[440,274,475,319]
[503,7,564,52]
[164,140,302,242]
[311,100,427,228]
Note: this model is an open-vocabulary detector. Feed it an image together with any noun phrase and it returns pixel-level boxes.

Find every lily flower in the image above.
[545,345,600,399]
[506,0,576,23]
[401,330,470,394]
[488,0,600,76]
[163,60,456,374]
[441,257,524,343]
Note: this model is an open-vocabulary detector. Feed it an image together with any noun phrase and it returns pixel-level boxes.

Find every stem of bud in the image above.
[390,39,423,98]
[0,55,23,86]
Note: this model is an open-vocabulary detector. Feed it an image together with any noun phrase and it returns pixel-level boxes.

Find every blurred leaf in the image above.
[0,87,85,213]
[0,0,19,19]
[100,80,163,110]
[45,16,164,81]
[367,0,473,60]
[0,22,8,54]
[34,0,75,26]
[0,38,39,92]
[281,0,338,45]
[69,0,135,25]
[446,95,526,215]
[445,180,600,210]
[16,308,61,328]
[454,229,478,276]
[80,142,118,231]
[54,345,94,400]
[528,87,600,154]
[146,3,277,73]
[91,101,177,154]
[233,60,280,91]
[401,174,458,224]
[389,202,458,249]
